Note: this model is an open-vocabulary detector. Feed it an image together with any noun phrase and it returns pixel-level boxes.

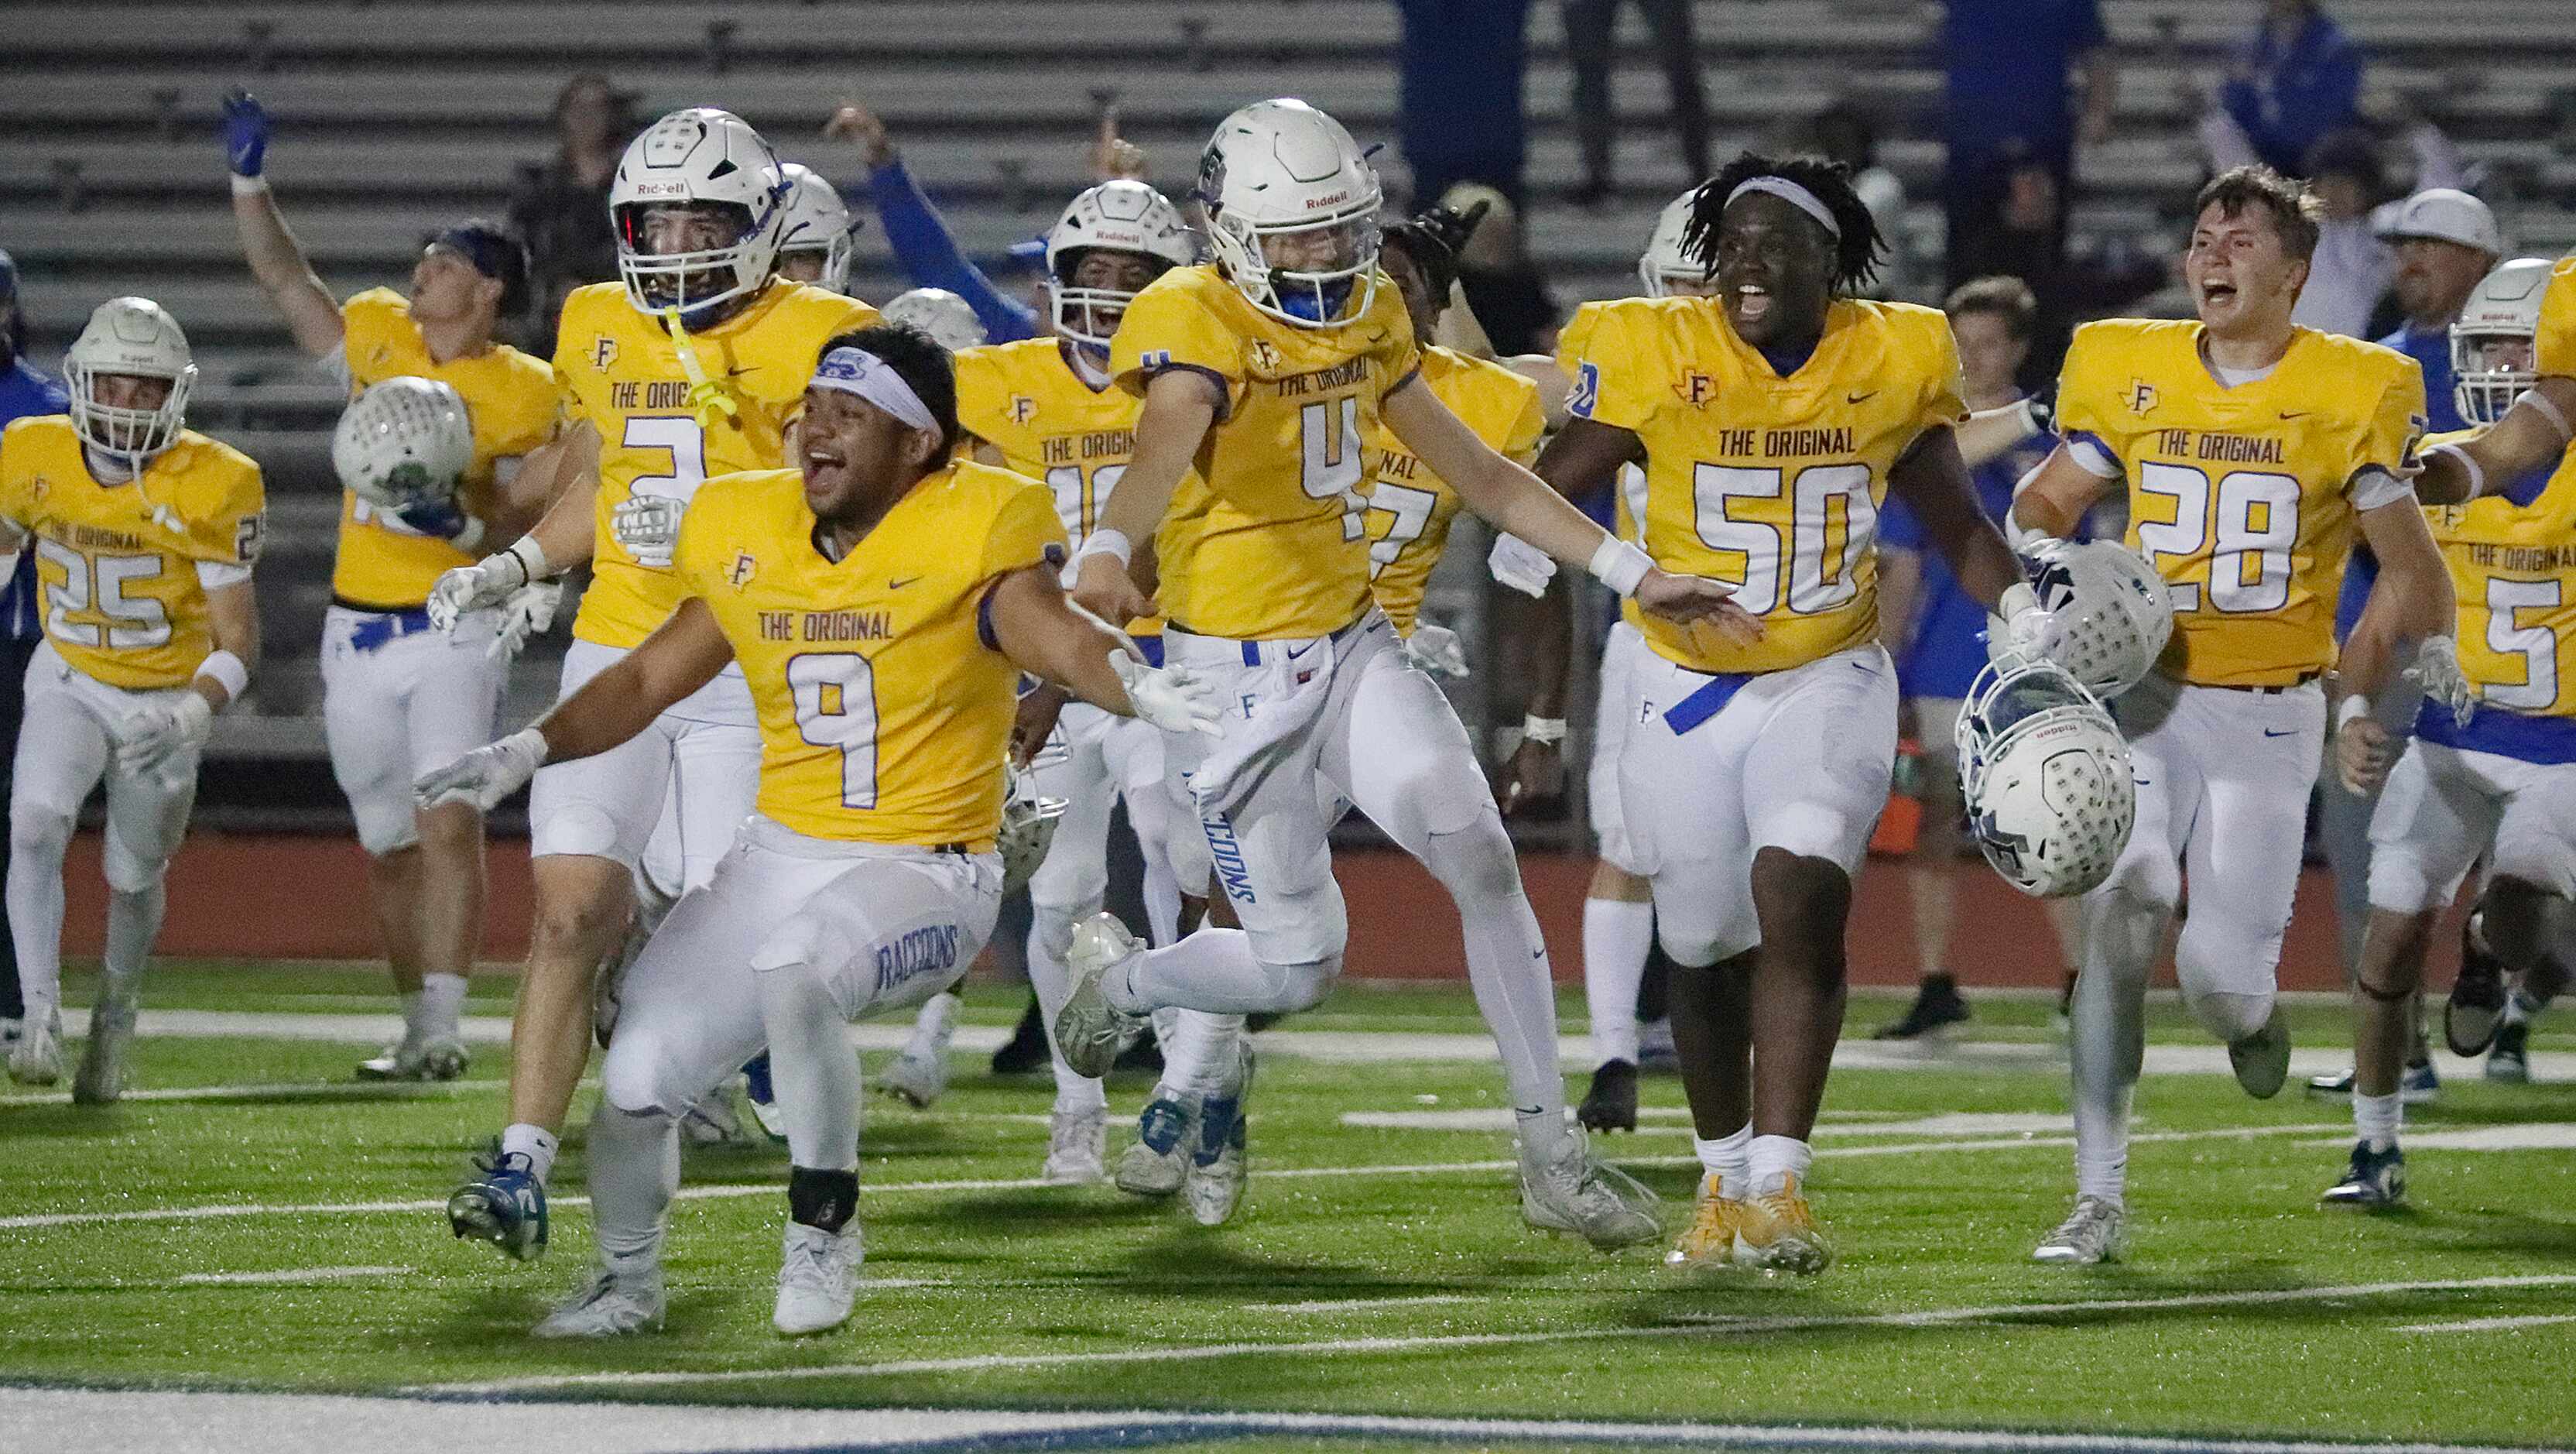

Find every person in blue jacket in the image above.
[0,248,70,1052]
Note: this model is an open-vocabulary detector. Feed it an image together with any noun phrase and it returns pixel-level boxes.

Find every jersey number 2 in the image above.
[789,653,879,809]
[623,417,707,501]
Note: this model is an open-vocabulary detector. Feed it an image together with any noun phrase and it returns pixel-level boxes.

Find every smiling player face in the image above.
[1714,192,1832,351]
[798,385,934,523]
[2186,202,2305,341]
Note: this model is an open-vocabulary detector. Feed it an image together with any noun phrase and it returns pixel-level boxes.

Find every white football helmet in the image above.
[333,376,474,509]
[2451,255,2553,426]
[1197,98,1382,328]
[1639,187,1706,297]
[998,760,1067,897]
[882,287,988,351]
[65,297,195,475]
[610,107,790,324]
[2019,538,2174,698]
[1955,655,2136,900]
[773,163,855,295]
[1045,180,1198,350]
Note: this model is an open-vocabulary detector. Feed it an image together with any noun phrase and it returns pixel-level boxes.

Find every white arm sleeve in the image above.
[2347,467,2418,513]
[195,560,253,589]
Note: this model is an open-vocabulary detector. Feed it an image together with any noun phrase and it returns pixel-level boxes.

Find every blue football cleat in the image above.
[2320,1141,2406,1209]
[448,1144,548,1260]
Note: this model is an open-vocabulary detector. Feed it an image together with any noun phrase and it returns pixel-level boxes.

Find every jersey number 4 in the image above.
[36,541,172,649]
[1300,397,1368,540]
[789,653,879,809]
[2136,462,2299,613]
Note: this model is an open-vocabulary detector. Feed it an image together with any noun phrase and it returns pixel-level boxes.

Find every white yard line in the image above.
[426,1273,2576,1394]
[2397,1312,2576,1334]
[1267,1294,1483,1314]
[0,1121,2355,1233]
[174,1265,409,1286]
[0,1079,506,1107]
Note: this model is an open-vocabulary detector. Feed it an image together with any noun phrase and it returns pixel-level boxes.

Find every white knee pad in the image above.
[353,802,420,858]
[1423,818,1523,904]
[536,804,629,864]
[1252,950,1342,1012]
[598,1033,692,1119]
[2184,986,2275,1044]
[2099,846,2182,920]
[1240,879,1348,972]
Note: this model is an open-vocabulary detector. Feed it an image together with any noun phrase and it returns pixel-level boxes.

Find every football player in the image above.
[1051,98,1751,1249]
[1538,155,2031,1274]
[222,90,560,1080]
[416,325,1217,1337]
[0,299,265,1099]
[426,107,876,1260]
[1874,276,2088,1042]
[2322,256,2576,1205]
[941,178,1209,1184]
[2010,166,2462,1263]
[774,163,858,295]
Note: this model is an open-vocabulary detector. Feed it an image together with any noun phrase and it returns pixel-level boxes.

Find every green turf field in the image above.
[5,963,2574,1451]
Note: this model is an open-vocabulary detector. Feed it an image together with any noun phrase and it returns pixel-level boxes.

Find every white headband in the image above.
[812,346,940,435]
[1724,177,1841,241]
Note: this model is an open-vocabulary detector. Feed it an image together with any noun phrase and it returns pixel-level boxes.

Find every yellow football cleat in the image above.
[1733,1173,1834,1275]
[1663,1172,1747,1274]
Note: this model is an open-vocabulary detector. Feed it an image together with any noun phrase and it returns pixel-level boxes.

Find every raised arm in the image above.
[222,89,344,358]
[2004,442,2116,543]
[826,101,1038,342]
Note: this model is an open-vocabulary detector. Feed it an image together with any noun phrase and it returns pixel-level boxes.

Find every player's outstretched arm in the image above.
[987,566,1220,737]
[1886,425,2023,613]
[1955,396,2050,469]
[2003,442,2113,544]
[1386,380,1759,641]
[221,89,344,359]
[1068,369,1218,625]
[415,597,734,814]
[2418,376,2576,504]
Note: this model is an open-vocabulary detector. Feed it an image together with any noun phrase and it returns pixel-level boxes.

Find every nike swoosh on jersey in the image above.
[1286,642,1316,659]
[1847,391,1878,404]
[889,576,923,590]
[2278,411,2309,420]
[2262,728,2297,737]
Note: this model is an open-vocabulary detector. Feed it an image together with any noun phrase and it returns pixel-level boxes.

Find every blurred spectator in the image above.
[1440,183,1559,356]
[2219,0,2364,177]
[2376,187,2500,434]
[1941,0,2115,292]
[1397,0,1533,211]
[1561,0,1708,207]
[824,101,1040,341]
[1806,104,1907,296]
[507,74,632,345]
[0,246,67,1038]
[1945,146,2163,389]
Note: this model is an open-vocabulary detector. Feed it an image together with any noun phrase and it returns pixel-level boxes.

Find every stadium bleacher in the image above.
[5,0,2573,792]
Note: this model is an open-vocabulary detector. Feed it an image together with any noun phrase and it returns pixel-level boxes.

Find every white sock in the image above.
[1694,1123,1752,1195]
[584,1101,676,1266]
[2071,891,2161,1206]
[757,959,862,1173]
[1156,1009,1242,1099]
[903,990,960,1058]
[398,989,425,1039]
[1747,1133,1812,1196]
[501,1123,559,1185]
[2354,1091,2402,1153]
[1582,896,1653,1066]
[1113,926,1269,1013]
[1425,824,1566,1120]
[1516,1105,1571,1168]
[5,816,67,1019]
[102,882,163,999]
[417,972,468,1037]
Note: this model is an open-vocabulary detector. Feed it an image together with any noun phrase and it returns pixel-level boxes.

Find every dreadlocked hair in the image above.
[1683,152,1884,296]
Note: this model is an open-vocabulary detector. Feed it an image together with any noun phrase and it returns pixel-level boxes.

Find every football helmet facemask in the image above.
[1045,180,1197,350]
[2451,255,2553,426]
[611,108,790,327]
[773,163,856,295]
[1956,654,2136,899]
[65,297,196,476]
[1197,98,1382,328]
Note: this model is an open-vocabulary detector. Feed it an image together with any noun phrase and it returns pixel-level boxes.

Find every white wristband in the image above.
[229,173,269,197]
[1587,535,1653,596]
[2426,442,2485,501]
[2520,387,2574,447]
[194,649,249,705]
[505,536,552,586]
[505,724,551,769]
[1521,715,1568,746]
[1076,528,1132,568]
[2336,694,2371,730]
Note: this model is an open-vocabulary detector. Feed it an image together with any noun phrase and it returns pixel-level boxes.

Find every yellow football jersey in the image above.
[556,278,878,650]
[1567,295,1967,674]
[333,288,558,609]
[1555,303,1653,633]
[0,416,265,691]
[2057,319,2425,688]
[672,459,1067,848]
[2533,255,2576,381]
[1361,346,1541,635]
[2419,428,2576,729]
[1108,263,1420,640]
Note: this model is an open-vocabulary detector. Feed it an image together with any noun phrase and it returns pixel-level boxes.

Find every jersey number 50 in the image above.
[1690,462,1876,616]
[2135,462,2300,613]
[789,653,879,809]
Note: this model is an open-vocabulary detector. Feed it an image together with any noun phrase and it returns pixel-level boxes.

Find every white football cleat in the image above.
[1053,912,1147,1079]
[878,1040,952,1110]
[773,1221,862,1336]
[71,993,138,1106]
[1043,1106,1107,1184]
[1183,1046,1255,1226]
[1520,1127,1661,1250]
[355,1033,470,1082]
[9,1008,62,1085]
[1115,1091,1199,1197]
[2033,1195,2127,1265]
[680,1078,760,1148]
[534,1259,666,1338]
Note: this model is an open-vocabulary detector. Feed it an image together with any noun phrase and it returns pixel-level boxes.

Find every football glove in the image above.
[221,88,269,177]
[427,545,537,633]
[492,581,563,660]
[1487,532,1557,598]
[115,691,214,777]
[1401,621,1471,678]
[611,494,684,569]
[1111,648,1221,737]
[1985,580,2058,665]
[415,727,547,814]
[2406,635,2477,728]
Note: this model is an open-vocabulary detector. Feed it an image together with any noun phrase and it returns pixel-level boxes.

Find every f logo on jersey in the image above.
[1249,339,1281,373]
[726,549,758,589]
[1673,372,1716,408]
[592,336,619,372]
[2125,378,2157,415]
[1009,394,1037,426]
